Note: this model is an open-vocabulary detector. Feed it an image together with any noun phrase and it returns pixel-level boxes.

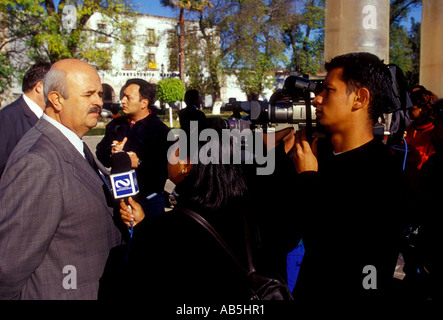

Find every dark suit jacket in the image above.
[0,95,39,178]
[0,118,121,299]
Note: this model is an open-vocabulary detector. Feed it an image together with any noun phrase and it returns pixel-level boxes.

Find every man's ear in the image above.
[47,91,64,112]
[353,88,370,110]
[34,81,44,94]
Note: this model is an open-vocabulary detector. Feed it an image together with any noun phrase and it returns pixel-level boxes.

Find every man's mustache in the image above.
[88,107,102,114]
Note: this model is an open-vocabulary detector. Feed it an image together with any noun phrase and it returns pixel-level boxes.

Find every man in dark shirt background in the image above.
[178,89,207,135]
[96,78,171,217]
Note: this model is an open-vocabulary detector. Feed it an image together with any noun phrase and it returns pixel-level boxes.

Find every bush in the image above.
[156,78,185,103]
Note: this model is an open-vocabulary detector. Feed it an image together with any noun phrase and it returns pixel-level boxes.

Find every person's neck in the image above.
[330,127,374,154]
[24,91,45,110]
[129,110,151,123]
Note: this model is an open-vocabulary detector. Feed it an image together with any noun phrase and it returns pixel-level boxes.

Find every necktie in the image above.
[83,142,113,201]
[83,142,100,174]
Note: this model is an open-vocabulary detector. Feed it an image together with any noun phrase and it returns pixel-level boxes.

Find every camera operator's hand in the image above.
[292,128,318,173]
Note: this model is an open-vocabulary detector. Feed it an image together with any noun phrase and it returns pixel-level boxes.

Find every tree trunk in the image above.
[179,8,185,84]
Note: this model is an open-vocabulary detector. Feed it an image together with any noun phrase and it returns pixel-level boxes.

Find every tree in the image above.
[0,51,15,96]
[282,0,325,75]
[160,0,213,83]
[389,0,422,86]
[0,12,15,95]
[157,77,186,127]
[194,0,291,98]
[157,78,186,103]
[0,0,137,74]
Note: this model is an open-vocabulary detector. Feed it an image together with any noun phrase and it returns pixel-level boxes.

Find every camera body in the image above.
[223,75,323,135]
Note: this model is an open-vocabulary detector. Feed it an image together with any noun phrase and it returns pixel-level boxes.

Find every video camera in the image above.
[222,75,324,139]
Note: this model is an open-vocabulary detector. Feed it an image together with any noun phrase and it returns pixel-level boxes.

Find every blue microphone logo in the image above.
[110,170,139,199]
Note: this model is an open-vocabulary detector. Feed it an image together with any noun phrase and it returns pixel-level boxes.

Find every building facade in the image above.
[3,12,273,109]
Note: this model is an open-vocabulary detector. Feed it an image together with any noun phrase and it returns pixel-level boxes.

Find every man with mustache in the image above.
[0,59,121,299]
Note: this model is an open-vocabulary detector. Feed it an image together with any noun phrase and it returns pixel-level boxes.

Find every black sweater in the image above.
[293,139,406,303]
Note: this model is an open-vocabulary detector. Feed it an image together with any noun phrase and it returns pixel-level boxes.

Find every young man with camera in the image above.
[292,52,406,303]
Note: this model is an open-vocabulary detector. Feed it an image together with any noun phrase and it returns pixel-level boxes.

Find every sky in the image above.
[53,0,422,28]
[132,0,179,18]
[133,1,422,29]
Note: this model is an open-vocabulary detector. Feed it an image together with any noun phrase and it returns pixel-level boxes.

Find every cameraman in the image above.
[292,52,407,303]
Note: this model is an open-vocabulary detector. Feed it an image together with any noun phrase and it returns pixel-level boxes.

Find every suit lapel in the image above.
[36,119,114,213]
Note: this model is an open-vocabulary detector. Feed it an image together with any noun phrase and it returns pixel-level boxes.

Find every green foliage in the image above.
[0,52,15,94]
[157,78,186,103]
[389,0,421,87]
[198,0,289,96]
[0,0,137,74]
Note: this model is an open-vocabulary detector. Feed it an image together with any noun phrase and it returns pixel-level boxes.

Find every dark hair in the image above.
[184,89,200,106]
[123,78,157,109]
[325,52,396,124]
[22,62,52,93]
[410,87,438,124]
[180,124,248,211]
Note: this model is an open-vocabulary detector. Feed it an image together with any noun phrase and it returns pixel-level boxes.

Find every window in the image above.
[97,23,109,43]
[123,51,134,69]
[146,28,156,46]
[167,30,178,71]
[147,53,157,69]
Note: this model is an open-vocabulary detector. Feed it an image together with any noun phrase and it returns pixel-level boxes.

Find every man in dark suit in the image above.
[0,62,51,178]
[0,59,121,299]
[178,89,207,135]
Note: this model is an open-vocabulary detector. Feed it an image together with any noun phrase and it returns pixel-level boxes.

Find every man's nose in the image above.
[313,94,322,105]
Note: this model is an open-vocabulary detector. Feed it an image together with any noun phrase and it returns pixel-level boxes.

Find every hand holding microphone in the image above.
[120,196,145,227]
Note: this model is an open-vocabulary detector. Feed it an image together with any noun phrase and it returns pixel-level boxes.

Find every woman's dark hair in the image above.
[410,87,438,124]
[181,124,248,211]
[325,52,396,124]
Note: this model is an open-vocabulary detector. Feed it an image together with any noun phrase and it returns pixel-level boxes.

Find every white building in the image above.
[88,12,188,106]
[4,12,275,109]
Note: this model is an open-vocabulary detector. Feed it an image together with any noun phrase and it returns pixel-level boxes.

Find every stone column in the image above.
[324,0,390,62]
[420,0,443,97]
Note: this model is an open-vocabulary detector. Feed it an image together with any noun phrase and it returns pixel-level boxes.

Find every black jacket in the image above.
[100,179,251,302]
[96,114,171,199]
[0,96,39,178]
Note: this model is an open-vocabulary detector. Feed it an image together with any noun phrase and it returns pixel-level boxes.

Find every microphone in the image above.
[109,152,139,199]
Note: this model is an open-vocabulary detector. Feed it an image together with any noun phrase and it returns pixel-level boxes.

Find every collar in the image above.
[23,93,44,118]
[42,114,85,158]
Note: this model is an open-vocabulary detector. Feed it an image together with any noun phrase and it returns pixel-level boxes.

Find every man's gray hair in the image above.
[43,67,69,104]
